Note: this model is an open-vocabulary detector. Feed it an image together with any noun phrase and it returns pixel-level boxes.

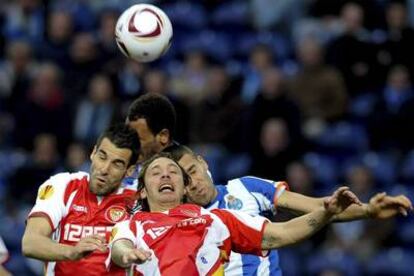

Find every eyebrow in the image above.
[186,164,196,172]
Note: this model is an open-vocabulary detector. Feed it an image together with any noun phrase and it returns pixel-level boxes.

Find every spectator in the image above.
[9,133,61,204]
[73,74,120,148]
[14,63,72,152]
[250,118,301,180]
[289,37,348,124]
[368,65,414,151]
[170,51,210,105]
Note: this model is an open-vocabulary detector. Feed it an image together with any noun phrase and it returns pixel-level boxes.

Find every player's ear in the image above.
[156,129,170,147]
[197,155,208,170]
[140,187,147,199]
[90,146,97,161]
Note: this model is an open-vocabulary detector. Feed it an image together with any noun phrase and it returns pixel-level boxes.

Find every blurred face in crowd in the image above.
[177,153,217,206]
[386,3,407,29]
[7,41,32,72]
[261,68,284,99]
[89,75,113,104]
[250,45,273,71]
[48,11,73,42]
[144,70,168,95]
[128,118,168,162]
[260,118,289,156]
[341,3,364,32]
[89,138,132,196]
[387,66,411,91]
[33,134,58,166]
[140,157,186,212]
[70,33,96,63]
[297,38,323,67]
[286,162,313,195]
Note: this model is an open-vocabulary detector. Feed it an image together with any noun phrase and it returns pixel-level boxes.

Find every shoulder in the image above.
[37,171,89,201]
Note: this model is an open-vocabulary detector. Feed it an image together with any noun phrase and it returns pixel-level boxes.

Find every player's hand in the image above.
[324,186,362,215]
[69,234,107,260]
[366,192,413,219]
[121,248,152,266]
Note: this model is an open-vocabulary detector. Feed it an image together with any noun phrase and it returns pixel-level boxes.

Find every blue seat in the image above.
[179,30,232,60]
[162,2,207,30]
[235,32,291,61]
[400,150,414,181]
[211,2,249,27]
[306,249,361,276]
[316,122,369,152]
[303,152,338,188]
[366,248,414,275]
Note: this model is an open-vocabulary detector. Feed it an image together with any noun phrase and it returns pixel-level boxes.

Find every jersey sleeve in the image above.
[238,176,288,211]
[211,209,268,257]
[28,173,73,230]
[109,220,137,247]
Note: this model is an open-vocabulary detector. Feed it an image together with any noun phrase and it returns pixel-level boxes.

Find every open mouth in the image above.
[159,184,174,192]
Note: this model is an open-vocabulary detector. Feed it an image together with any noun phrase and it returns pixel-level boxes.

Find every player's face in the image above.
[128,118,164,162]
[89,138,132,196]
[178,154,217,206]
[141,157,186,212]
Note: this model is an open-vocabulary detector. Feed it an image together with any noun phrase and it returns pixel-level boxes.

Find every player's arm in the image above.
[261,187,360,249]
[111,239,151,268]
[278,190,412,222]
[22,216,106,261]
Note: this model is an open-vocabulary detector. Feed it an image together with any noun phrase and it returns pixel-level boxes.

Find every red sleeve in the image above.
[211,209,268,257]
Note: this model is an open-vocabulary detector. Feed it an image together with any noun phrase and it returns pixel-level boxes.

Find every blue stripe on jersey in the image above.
[206,185,228,209]
[241,254,261,276]
[238,176,276,205]
[268,250,282,276]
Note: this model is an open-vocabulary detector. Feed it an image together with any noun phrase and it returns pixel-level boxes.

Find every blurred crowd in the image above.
[0,0,414,275]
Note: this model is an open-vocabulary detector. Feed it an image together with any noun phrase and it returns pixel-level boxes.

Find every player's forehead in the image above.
[96,138,132,162]
[178,153,199,169]
[147,157,180,171]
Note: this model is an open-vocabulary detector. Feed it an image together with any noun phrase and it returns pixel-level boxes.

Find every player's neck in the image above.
[149,201,181,213]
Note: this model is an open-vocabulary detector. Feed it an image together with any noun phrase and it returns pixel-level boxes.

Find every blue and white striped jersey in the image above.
[205,176,288,276]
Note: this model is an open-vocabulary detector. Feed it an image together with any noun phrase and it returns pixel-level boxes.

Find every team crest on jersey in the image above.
[38,185,54,200]
[105,206,127,223]
[225,195,243,210]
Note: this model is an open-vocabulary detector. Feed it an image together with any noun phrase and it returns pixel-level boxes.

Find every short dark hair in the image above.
[96,123,140,166]
[127,93,176,139]
[133,152,190,212]
[163,144,195,162]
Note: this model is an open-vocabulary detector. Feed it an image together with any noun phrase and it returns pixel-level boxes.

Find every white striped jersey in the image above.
[205,176,288,276]
[109,203,268,275]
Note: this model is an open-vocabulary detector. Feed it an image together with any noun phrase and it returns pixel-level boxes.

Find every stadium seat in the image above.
[303,152,338,189]
[400,150,414,181]
[306,249,362,276]
[315,121,369,152]
[366,248,414,275]
[211,2,249,28]
[162,2,207,30]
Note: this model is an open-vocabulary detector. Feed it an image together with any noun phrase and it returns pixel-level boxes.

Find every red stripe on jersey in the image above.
[211,209,266,257]
[63,176,87,205]
[28,212,55,231]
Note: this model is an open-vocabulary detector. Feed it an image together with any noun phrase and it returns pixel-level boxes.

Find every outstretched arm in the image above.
[22,217,106,261]
[277,190,412,222]
[262,187,360,250]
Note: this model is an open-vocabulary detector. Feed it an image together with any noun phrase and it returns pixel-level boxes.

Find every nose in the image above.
[99,161,111,175]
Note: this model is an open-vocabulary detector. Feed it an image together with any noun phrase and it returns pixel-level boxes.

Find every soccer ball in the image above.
[115,4,173,63]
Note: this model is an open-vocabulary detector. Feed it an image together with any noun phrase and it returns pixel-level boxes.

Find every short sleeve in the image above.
[211,209,268,257]
[28,173,73,230]
[109,220,137,248]
[238,177,288,210]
